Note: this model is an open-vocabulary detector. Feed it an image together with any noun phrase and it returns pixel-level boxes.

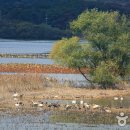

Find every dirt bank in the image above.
[0,64,88,74]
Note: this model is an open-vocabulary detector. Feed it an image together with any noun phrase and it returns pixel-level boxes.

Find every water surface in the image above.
[0,112,130,130]
[0,39,55,54]
[0,58,54,64]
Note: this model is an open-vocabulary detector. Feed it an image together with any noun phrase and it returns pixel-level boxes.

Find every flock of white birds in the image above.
[12,92,124,114]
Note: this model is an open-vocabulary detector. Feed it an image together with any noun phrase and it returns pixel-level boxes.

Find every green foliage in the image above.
[51,9,130,88]
[71,9,130,88]
[92,61,119,89]
[50,37,86,68]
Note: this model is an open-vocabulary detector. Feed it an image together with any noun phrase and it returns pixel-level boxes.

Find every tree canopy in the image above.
[51,9,130,88]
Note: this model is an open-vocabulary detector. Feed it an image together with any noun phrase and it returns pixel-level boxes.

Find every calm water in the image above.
[0,39,55,54]
[0,112,130,130]
[0,39,56,64]
[0,39,88,64]
[44,73,90,87]
[0,73,89,87]
[0,58,54,64]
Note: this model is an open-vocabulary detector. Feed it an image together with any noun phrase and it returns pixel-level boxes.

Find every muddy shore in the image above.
[0,63,88,73]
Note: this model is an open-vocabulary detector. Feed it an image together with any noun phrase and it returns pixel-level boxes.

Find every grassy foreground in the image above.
[0,74,130,113]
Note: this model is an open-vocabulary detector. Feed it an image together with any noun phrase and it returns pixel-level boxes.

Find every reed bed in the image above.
[0,73,130,112]
[0,74,58,99]
[0,73,130,99]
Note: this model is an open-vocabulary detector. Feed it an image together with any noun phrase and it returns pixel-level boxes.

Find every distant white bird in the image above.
[120,97,124,101]
[105,109,111,113]
[13,92,23,98]
[15,103,20,107]
[54,95,58,98]
[32,101,39,107]
[13,92,19,97]
[114,97,119,101]
[13,98,18,101]
[38,102,44,107]
[84,103,90,109]
[92,104,100,109]
[65,104,72,110]
[15,102,23,107]
[80,100,84,105]
[72,100,76,104]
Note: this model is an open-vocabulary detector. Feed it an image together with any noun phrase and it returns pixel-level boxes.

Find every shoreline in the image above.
[0,63,88,74]
[0,66,129,115]
[0,53,50,59]
[0,85,130,114]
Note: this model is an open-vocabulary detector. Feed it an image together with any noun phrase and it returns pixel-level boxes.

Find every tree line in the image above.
[0,0,130,40]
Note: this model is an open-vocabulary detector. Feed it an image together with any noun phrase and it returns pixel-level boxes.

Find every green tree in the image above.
[51,9,130,88]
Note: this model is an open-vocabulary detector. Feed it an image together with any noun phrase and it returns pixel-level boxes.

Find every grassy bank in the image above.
[0,74,130,113]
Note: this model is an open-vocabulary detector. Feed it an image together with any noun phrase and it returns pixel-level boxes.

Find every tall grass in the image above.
[0,74,59,98]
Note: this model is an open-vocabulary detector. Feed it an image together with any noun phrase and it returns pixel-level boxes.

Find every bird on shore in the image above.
[65,104,72,110]
[13,92,23,98]
[103,107,112,113]
[114,97,119,101]
[38,102,44,107]
[92,104,100,109]
[13,98,18,101]
[80,100,84,105]
[48,103,60,108]
[13,92,19,97]
[31,101,39,107]
[83,103,90,109]
[15,102,24,107]
[105,109,111,113]
[120,96,124,101]
[72,100,76,104]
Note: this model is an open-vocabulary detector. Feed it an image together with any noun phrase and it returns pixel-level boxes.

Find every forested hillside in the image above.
[0,0,129,40]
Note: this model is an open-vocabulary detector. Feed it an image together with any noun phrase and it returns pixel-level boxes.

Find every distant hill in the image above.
[0,0,129,40]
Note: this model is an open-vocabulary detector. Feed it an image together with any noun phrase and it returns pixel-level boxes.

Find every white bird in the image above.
[105,109,111,113]
[84,103,90,109]
[54,95,58,98]
[72,100,76,104]
[120,97,124,101]
[13,92,23,98]
[13,92,19,97]
[114,97,119,101]
[13,98,18,101]
[15,103,20,107]
[65,104,72,110]
[32,101,39,107]
[38,102,44,107]
[80,100,84,105]
[15,102,23,107]
[92,104,100,109]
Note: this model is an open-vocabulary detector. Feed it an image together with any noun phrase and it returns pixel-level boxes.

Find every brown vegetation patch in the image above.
[0,74,130,112]
[0,64,88,74]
